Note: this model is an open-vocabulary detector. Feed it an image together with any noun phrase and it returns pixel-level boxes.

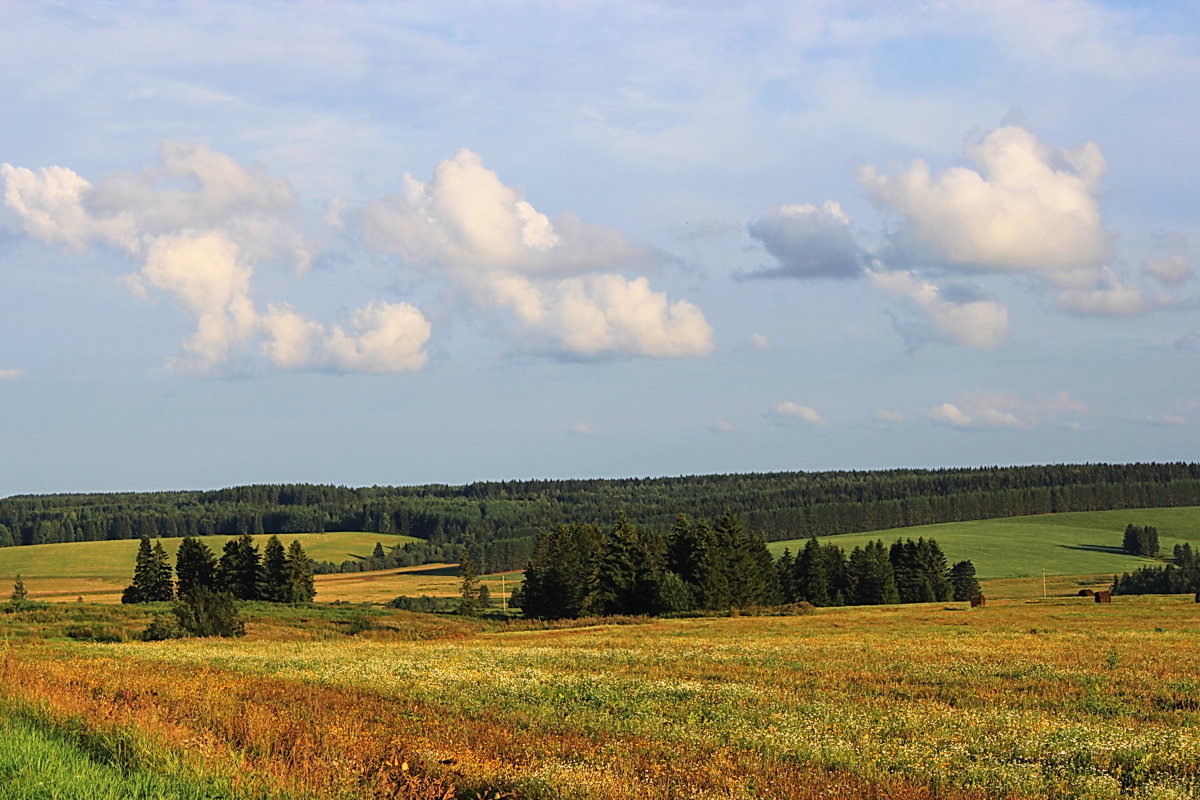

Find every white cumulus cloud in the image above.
[486,273,713,358]
[868,269,1009,350]
[362,149,712,360]
[261,301,430,374]
[859,126,1107,283]
[2,143,429,375]
[0,369,24,380]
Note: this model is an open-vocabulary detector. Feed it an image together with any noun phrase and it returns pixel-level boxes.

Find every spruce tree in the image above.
[793,537,830,605]
[890,539,922,603]
[597,513,662,615]
[822,543,849,605]
[175,537,217,595]
[284,540,316,603]
[122,536,157,604]
[521,523,602,619]
[916,538,952,601]
[691,519,729,610]
[148,540,175,601]
[260,535,289,602]
[456,549,482,616]
[217,534,262,600]
[10,574,27,605]
[667,514,701,585]
[776,549,796,603]
[949,560,982,601]
[847,540,899,605]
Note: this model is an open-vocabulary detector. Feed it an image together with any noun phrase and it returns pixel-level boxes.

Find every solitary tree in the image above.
[10,574,28,605]
[456,549,483,616]
[949,560,982,601]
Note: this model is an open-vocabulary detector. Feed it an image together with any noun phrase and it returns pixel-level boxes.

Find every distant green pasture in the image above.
[767,506,1200,579]
[0,532,419,583]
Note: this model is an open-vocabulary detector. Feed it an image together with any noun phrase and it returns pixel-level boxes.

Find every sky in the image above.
[1,0,1198,495]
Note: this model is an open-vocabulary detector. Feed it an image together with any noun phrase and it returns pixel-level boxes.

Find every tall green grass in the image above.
[0,713,238,800]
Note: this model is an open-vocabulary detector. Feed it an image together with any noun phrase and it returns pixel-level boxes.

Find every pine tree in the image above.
[284,540,315,603]
[372,541,386,560]
[175,537,217,595]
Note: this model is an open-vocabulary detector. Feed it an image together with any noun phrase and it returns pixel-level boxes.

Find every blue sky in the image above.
[1,0,1197,494]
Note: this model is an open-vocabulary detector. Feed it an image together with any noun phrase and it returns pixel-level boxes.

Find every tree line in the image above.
[1112,543,1200,597]
[5,462,1199,574]
[777,536,980,606]
[122,534,315,605]
[515,512,980,619]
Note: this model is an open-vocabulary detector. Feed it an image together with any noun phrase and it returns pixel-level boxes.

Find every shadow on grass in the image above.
[1058,544,1128,555]
[401,565,460,577]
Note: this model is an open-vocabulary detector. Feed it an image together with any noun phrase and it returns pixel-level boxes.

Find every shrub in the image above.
[172,588,245,638]
[65,624,129,643]
[141,613,186,641]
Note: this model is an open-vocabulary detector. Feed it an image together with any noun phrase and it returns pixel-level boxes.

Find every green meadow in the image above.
[0,532,419,600]
[768,506,1200,579]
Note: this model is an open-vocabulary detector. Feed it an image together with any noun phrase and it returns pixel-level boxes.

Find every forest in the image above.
[2,462,1199,572]
[517,511,979,619]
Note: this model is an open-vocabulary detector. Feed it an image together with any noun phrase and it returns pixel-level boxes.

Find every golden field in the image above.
[2,591,1198,799]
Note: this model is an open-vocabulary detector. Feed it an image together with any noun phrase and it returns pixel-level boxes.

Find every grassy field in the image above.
[0,532,419,601]
[2,595,1198,799]
[768,507,1200,580]
[314,563,522,605]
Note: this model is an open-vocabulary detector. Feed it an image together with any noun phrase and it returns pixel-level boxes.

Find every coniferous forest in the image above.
[2,462,1199,573]
[517,511,972,619]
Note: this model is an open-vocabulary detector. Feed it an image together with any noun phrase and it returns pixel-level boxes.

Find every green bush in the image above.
[171,588,245,638]
[140,614,186,641]
[64,624,129,643]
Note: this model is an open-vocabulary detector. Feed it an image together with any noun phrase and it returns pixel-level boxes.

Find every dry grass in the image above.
[3,594,1198,799]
